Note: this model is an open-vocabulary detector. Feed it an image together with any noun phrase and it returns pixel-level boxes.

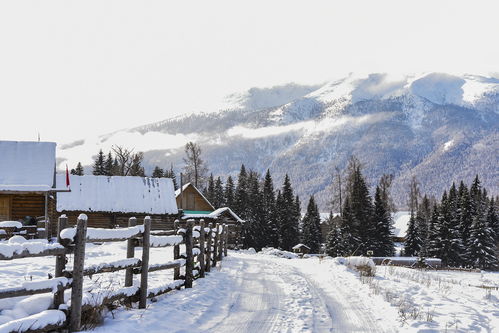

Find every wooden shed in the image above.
[292,243,310,255]
[56,175,179,230]
[0,141,61,237]
[176,183,243,248]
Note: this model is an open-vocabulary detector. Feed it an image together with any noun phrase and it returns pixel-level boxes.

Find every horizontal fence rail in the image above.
[0,215,230,333]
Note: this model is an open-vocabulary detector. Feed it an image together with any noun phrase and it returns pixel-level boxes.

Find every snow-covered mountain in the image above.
[58,72,499,209]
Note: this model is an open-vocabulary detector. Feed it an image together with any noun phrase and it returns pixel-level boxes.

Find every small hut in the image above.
[0,141,65,238]
[292,243,310,255]
[56,175,179,230]
[176,183,243,248]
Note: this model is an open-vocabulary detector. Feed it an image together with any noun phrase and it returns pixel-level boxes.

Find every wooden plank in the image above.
[69,216,87,332]
[54,216,68,308]
[0,284,71,300]
[133,261,182,274]
[139,217,151,309]
[184,220,194,288]
[150,230,176,236]
[0,247,66,261]
[147,281,185,299]
[125,217,137,287]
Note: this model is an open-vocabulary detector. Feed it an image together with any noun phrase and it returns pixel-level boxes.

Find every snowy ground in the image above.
[1,243,498,332]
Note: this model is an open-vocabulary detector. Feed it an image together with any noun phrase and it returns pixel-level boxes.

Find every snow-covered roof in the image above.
[182,207,244,223]
[392,211,410,238]
[292,243,310,250]
[56,175,178,215]
[175,182,215,210]
[0,141,56,192]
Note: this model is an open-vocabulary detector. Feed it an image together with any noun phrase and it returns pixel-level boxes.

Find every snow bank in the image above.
[22,277,70,292]
[148,280,184,296]
[0,310,66,333]
[0,238,64,258]
[0,221,22,229]
[60,225,145,241]
[259,247,298,259]
[150,235,183,247]
[0,141,56,192]
[56,175,178,215]
[84,258,140,272]
[344,256,376,270]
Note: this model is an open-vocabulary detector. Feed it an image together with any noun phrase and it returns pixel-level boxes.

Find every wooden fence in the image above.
[0,215,229,332]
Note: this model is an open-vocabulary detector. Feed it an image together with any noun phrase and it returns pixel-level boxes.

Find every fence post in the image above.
[206,222,212,273]
[223,224,228,257]
[185,220,194,288]
[139,217,151,309]
[54,215,68,308]
[69,215,87,332]
[125,217,137,288]
[198,220,205,278]
[173,220,180,281]
[213,223,220,267]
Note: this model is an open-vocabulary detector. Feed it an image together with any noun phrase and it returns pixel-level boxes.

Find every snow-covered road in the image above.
[91,252,399,333]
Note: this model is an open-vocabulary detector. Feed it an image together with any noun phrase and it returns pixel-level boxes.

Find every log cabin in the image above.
[175,183,243,248]
[0,141,61,237]
[55,175,179,230]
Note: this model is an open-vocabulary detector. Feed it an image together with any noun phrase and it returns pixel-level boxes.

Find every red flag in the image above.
[66,164,70,188]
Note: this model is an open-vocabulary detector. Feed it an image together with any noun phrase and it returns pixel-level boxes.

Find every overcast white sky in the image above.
[0,0,497,143]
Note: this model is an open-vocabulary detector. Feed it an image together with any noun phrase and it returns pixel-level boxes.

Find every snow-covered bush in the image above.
[341,256,376,276]
[259,247,298,259]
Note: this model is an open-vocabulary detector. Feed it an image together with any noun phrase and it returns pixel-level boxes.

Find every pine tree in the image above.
[245,172,265,250]
[164,165,178,190]
[301,196,322,253]
[225,176,235,209]
[348,164,376,254]
[279,175,299,250]
[457,181,472,250]
[152,166,165,178]
[373,186,394,256]
[71,162,84,176]
[213,177,225,208]
[92,150,106,175]
[404,214,421,256]
[235,165,248,219]
[338,196,356,255]
[275,190,285,248]
[487,198,499,242]
[466,209,498,270]
[417,195,432,256]
[326,227,344,257]
[262,170,279,248]
[104,152,114,176]
[427,204,441,258]
[206,174,215,205]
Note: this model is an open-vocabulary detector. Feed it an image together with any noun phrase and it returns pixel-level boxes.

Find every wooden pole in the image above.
[218,223,223,261]
[198,220,205,278]
[205,222,212,272]
[213,223,220,267]
[139,217,151,309]
[223,224,228,257]
[184,220,194,288]
[69,215,87,332]
[44,192,50,239]
[173,220,180,281]
[54,215,68,308]
[125,217,137,287]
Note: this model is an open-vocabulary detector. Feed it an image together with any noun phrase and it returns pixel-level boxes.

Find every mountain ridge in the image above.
[58,72,499,210]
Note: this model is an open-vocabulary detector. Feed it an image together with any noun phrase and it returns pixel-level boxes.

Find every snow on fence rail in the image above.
[0,216,229,333]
